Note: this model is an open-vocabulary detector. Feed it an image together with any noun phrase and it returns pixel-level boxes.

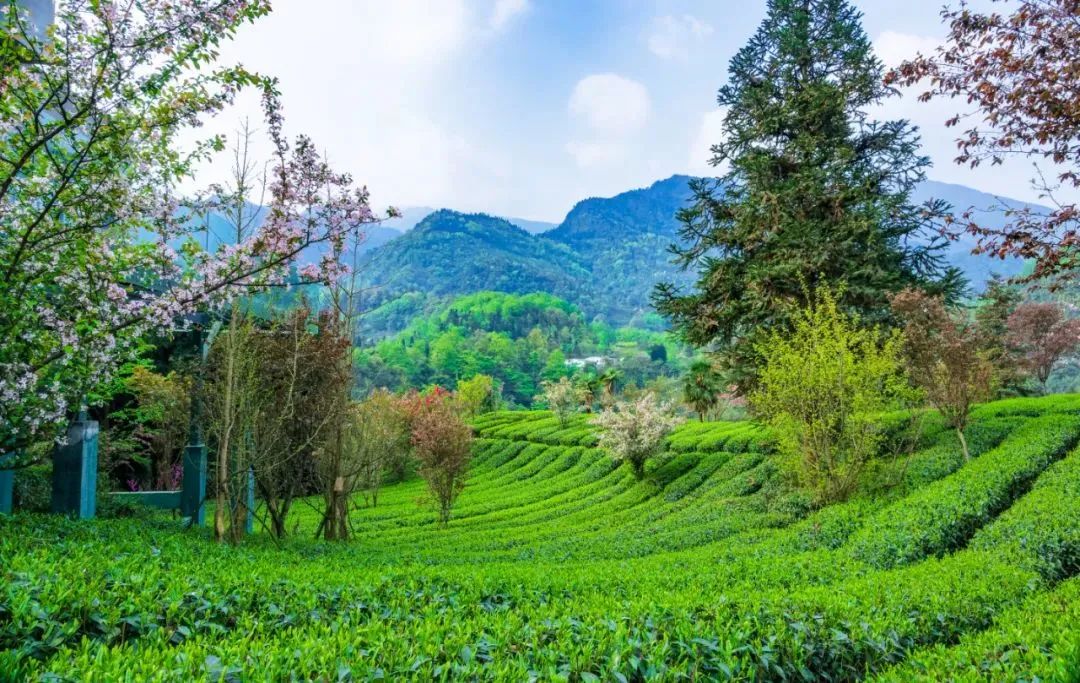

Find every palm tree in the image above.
[575,374,601,413]
[683,360,725,422]
[598,368,622,407]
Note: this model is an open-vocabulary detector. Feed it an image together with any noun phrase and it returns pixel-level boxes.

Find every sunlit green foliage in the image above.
[753,286,919,504]
[354,291,687,405]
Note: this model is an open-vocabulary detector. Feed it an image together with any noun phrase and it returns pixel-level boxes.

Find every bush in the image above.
[12,465,51,512]
[970,444,1080,580]
[753,285,918,504]
[847,414,1080,569]
[594,393,680,478]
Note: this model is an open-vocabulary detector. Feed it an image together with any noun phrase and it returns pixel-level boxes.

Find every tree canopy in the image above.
[654,0,964,392]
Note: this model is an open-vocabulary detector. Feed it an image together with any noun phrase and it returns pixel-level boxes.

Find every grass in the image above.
[2,395,1080,680]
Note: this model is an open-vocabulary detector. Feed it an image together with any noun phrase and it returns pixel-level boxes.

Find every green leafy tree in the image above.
[975,276,1025,395]
[541,349,570,382]
[654,0,962,392]
[752,285,917,505]
[455,374,500,417]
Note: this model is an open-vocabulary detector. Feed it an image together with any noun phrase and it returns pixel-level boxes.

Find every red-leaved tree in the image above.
[1006,302,1080,389]
[886,0,1080,282]
[410,394,472,526]
[891,289,995,460]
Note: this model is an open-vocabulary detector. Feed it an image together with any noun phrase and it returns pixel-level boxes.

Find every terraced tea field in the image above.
[3,395,1080,680]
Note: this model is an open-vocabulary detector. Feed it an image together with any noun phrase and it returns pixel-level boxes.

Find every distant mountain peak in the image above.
[387,206,557,235]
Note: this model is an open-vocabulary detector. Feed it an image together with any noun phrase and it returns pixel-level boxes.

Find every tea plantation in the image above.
[4,395,1080,681]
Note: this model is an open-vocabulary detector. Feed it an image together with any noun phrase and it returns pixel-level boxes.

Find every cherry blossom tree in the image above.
[0,1,389,461]
[594,392,680,478]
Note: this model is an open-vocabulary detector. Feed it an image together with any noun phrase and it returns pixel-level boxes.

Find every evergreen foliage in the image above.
[654,0,964,390]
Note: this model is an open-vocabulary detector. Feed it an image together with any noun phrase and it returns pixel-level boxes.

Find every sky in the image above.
[186,0,1058,223]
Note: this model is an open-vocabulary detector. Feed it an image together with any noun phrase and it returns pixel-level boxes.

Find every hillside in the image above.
[359,210,589,307]
[355,291,686,404]
[358,177,1042,327]
[383,206,557,235]
[6,394,1080,679]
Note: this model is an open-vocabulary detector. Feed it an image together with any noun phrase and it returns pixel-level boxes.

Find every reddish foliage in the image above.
[1006,302,1080,386]
[891,289,994,458]
[409,395,473,525]
[886,0,1080,282]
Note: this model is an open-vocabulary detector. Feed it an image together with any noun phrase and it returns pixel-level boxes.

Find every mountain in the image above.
[360,210,588,308]
[360,224,403,253]
[544,176,697,322]
[546,175,692,246]
[912,180,1031,290]
[383,206,556,235]
[357,176,1045,332]
[382,206,438,233]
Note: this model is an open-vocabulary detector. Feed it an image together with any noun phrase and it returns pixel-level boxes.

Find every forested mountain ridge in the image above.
[359,210,589,307]
[383,206,557,235]
[358,175,1033,328]
[545,175,693,246]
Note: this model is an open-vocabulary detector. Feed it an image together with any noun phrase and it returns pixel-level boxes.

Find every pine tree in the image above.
[653,0,964,392]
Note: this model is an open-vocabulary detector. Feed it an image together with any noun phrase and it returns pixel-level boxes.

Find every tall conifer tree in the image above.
[654,0,964,391]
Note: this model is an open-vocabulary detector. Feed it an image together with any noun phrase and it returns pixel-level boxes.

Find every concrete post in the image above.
[181,318,218,527]
[181,443,207,525]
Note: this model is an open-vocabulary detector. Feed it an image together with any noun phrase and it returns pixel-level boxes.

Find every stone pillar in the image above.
[52,417,98,519]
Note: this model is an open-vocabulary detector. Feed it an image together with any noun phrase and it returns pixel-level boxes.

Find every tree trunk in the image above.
[956,427,970,462]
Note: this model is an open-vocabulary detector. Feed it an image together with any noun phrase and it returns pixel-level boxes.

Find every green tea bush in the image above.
[12,465,51,512]
[970,445,1080,580]
[848,414,1080,569]
[3,396,1080,681]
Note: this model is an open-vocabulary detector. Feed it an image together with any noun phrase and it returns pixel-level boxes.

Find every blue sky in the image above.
[192,0,1049,223]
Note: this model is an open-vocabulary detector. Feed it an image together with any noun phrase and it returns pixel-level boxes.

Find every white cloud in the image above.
[565,140,627,168]
[179,0,478,212]
[648,14,714,61]
[568,73,651,135]
[489,0,530,32]
[874,30,942,69]
[687,108,728,176]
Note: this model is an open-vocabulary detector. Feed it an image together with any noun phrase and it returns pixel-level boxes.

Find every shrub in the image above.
[847,414,1080,569]
[752,285,918,505]
[594,392,680,478]
[535,377,581,427]
[411,397,474,525]
[12,465,51,512]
